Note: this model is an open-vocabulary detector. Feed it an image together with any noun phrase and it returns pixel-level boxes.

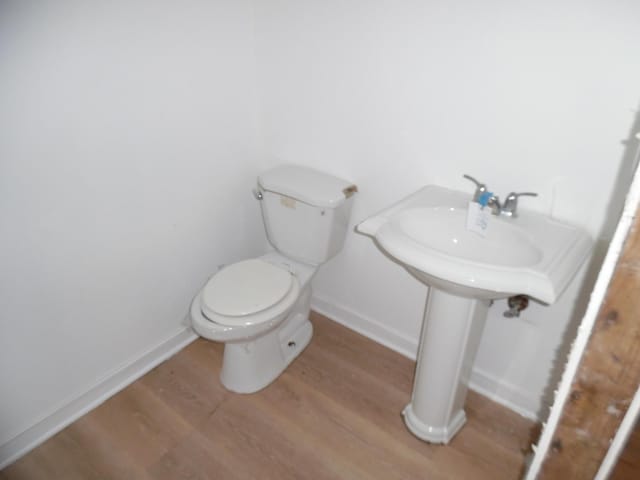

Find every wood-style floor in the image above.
[1,312,536,479]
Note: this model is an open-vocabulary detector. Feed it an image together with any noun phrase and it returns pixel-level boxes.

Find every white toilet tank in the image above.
[257,165,357,266]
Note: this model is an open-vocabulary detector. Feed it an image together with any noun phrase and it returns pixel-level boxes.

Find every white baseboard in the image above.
[0,327,198,469]
[468,367,540,421]
[311,294,419,360]
[311,294,540,421]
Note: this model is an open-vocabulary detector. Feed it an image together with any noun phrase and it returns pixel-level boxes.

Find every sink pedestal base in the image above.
[403,288,490,444]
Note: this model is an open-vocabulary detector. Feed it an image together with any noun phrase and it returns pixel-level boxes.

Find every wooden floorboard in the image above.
[2,312,536,479]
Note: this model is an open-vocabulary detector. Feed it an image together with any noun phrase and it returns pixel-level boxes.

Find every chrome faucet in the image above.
[486,194,502,216]
[501,191,538,217]
[462,174,487,202]
[463,175,537,217]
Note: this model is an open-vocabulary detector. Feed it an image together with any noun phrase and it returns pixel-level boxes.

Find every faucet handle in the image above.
[462,174,487,202]
[506,191,538,200]
[502,191,538,217]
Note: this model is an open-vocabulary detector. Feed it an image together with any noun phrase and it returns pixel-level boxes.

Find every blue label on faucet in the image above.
[478,191,493,207]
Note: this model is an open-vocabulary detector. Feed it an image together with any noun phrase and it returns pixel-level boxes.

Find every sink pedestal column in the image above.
[403,287,490,444]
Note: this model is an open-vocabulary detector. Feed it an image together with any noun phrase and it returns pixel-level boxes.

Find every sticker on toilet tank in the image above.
[466,201,490,237]
[280,195,297,209]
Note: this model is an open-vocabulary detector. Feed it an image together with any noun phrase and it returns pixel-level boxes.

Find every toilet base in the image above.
[219,287,313,394]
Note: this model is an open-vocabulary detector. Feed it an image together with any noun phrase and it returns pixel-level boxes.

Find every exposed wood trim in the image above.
[537,212,640,478]
[524,130,640,479]
[596,384,640,479]
[524,161,640,478]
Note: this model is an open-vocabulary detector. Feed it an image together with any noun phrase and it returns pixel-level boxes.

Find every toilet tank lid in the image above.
[258,165,357,208]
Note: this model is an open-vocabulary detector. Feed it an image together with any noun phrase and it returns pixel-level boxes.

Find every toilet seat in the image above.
[200,259,300,330]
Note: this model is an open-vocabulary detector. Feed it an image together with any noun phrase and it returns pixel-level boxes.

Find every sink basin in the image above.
[357,184,592,444]
[394,207,542,266]
[358,186,592,302]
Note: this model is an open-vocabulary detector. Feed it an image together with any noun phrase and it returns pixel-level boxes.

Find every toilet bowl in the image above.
[191,252,317,393]
[190,164,356,393]
[193,257,301,342]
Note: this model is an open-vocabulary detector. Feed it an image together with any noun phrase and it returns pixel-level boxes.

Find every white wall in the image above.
[253,0,640,417]
[2,1,639,457]
[0,0,265,451]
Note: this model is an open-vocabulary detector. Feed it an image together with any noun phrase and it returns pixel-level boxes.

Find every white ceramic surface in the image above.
[191,165,357,394]
[258,164,355,208]
[191,252,315,393]
[258,165,356,266]
[402,288,490,443]
[357,184,592,444]
[357,185,592,302]
[260,190,354,266]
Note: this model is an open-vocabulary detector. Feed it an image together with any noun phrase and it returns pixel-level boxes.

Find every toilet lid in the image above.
[202,259,293,317]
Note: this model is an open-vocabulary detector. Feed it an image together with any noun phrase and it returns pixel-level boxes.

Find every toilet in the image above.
[191,165,357,393]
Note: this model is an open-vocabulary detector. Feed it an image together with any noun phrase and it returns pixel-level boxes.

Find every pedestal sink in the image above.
[357,185,592,443]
